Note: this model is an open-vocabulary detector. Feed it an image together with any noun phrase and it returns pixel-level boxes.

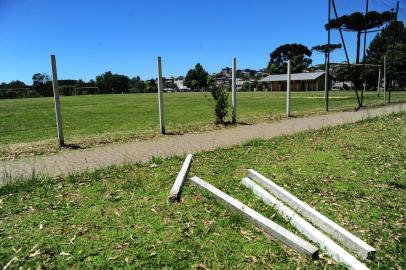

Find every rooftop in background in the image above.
[259,71,325,82]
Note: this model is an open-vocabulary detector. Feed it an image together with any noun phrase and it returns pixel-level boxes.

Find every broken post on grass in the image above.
[190,176,319,258]
[286,59,292,117]
[247,169,376,259]
[157,56,165,134]
[232,57,237,124]
[242,177,370,270]
[168,154,193,202]
[50,54,65,147]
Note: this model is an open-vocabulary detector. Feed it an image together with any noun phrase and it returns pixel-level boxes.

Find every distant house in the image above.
[212,73,231,88]
[259,71,325,91]
[174,79,190,92]
[236,79,251,90]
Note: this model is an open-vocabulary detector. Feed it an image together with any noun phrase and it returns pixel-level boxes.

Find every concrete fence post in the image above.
[50,54,64,147]
[377,67,381,96]
[157,56,165,134]
[232,57,237,123]
[383,56,387,104]
[286,60,292,117]
[324,60,330,112]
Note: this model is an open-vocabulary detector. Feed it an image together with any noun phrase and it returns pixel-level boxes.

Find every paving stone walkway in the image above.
[1,103,405,186]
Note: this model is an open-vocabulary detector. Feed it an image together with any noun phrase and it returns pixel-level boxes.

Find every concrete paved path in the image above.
[1,103,405,186]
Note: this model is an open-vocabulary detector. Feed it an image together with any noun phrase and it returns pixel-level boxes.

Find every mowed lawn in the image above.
[0,91,405,155]
[0,113,405,269]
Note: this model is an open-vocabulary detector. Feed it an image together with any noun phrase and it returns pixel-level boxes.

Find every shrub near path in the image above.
[0,113,405,269]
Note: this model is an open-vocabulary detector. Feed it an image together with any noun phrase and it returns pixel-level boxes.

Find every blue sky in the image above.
[0,0,404,84]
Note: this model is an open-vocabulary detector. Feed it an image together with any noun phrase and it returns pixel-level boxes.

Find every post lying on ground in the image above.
[50,54,64,147]
[232,57,237,123]
[168,154,193,202]
[286,60,292,117]
[242,177,370,270]
[246,169,376,259]
[157,56,165,134]
[190,176,319,258]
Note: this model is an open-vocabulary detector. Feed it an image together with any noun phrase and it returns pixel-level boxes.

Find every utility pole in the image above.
[324,0,331,112]
[360,0,369,108]
[232,58,237,124]
[157,56,165,134]
[286,60,292,117]
[50,54,64,147]
[384,55,387,104]
[377,67,381,96]
[389,0,400,103]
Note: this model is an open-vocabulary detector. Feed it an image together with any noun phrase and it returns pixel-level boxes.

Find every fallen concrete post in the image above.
[242,177,370,270]
[247,169,376,259]
[190,176,319,259]
[168,154,193,202]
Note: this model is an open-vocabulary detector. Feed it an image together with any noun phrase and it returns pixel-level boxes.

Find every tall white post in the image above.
[232,57,237,124]
[324,0,331,112]
[157,56,165,134]
[377,67,381,96]
[286,60,292,117]
[383,56,387,104]
[324,57,330,112]
[50,54,64,146]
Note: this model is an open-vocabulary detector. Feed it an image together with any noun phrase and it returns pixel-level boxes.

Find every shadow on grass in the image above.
[62,143,85,150]
[222,121,252,126]
[162,121,253,136]
[389,182,406,190]
[164,131,185,136]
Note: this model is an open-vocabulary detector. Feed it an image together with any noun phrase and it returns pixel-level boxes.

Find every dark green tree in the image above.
[96,71,130,93]
[326,11,394,64]
[312,43,342,54]
[365,21,406,89]
[8,80,28,89]
[185,63,209,91]
[267,43,312,74]
[32,73,52,96]
[240,82,251,92]
[145,79,157,93]
[32,73,50,85]
[129,76,146,93]
[332,64,357,87]
[88,79,97,87]
[75,79,86,88]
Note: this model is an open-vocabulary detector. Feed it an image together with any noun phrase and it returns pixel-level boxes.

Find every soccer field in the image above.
[0,91,405,157]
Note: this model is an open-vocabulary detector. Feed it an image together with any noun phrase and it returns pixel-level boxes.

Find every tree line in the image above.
[0,72,165,99]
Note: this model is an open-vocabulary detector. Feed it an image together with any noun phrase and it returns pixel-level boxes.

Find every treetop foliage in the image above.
[312,43,342,54]
[268,43,312,74]
[185,63,209,91]
[326,11,395,32]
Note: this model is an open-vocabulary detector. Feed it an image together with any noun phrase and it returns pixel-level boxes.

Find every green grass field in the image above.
[1,113,405,269]
[1,91,405,159]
